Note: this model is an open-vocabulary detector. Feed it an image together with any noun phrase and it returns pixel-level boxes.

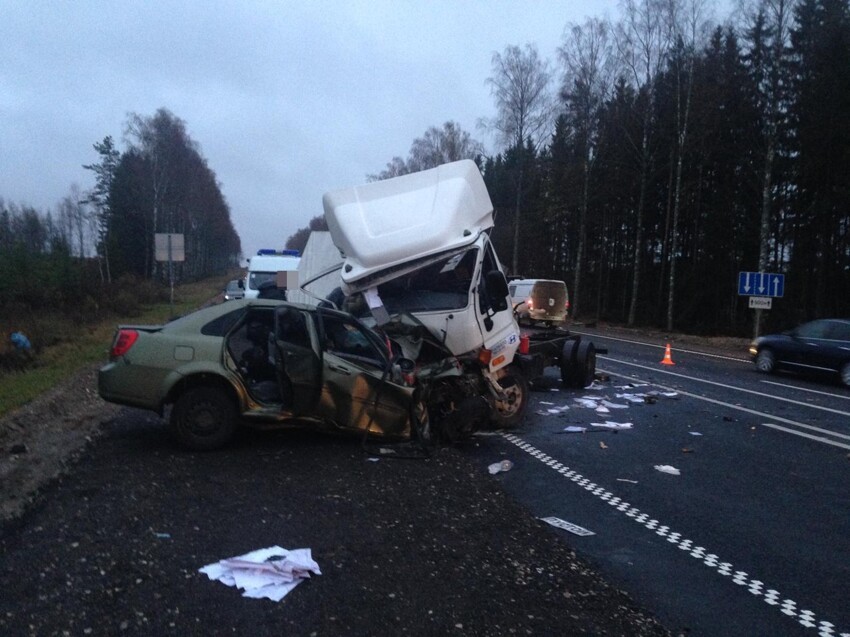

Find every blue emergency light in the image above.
[256,249,300,257]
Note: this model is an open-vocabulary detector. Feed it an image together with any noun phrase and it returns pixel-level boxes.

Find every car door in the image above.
[821,321,850,371]
[784,320,831,370]
[273,306,322,414]
[317,309,413,436]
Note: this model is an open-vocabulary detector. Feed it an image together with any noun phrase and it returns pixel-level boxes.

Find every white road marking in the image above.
[502,433,849,636]
[760,380,850,401]
[599,356,850,419]
[570,330,750,363]
[597,365,850,450]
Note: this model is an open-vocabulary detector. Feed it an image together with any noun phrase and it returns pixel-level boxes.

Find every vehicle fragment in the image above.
[540,516,595,536]
[654,465,681,475]
[591,421,633,430]
[488,459,514,474]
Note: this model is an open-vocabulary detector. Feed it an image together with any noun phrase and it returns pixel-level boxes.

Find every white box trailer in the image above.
[287,231,344,306]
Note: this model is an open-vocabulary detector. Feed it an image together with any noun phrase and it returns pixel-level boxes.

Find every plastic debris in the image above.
[574,397,601,409]
[616,478,638,484]
[199,546,321,602]
[654,465,681,475]
[599,441,608,449]
[561,426,587,434]
[488,459,514,475]
[591,421,633,430]
[689,432,703,436]
[601,400,629,409]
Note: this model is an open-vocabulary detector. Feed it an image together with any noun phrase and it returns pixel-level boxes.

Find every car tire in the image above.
[840,362,850,388]
[755,349,776,374]
[490,365,529,429]
[170,386,238,451]
[561,340,596,388]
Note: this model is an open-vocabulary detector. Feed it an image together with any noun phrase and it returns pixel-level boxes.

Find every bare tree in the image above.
[368,121,483,181]
[740,0,796,337]
[559,17,617,319]
[482,44,556,274]
[664,0,712,331]
[616,0,675,325]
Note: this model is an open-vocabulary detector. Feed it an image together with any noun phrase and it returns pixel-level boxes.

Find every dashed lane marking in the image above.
[502,433,850,637]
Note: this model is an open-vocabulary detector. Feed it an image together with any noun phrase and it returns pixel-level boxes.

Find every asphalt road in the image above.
[1,407,667,636]
[464,330,850,636]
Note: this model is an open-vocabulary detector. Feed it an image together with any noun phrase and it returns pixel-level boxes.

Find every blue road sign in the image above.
[738,271,784,298]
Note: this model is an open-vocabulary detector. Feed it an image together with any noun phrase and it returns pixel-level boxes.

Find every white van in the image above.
[243,249,301,299]
[509,279,569,327]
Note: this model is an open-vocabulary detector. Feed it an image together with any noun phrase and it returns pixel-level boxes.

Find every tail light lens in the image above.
[111,329,139,357]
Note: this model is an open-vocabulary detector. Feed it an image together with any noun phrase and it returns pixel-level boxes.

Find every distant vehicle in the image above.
[749,318,850,387]
[509,279,569,327]
[243,249,301,299]
[223,279,244,301]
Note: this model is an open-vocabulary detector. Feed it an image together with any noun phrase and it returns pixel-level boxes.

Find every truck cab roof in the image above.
[322,159,493,291]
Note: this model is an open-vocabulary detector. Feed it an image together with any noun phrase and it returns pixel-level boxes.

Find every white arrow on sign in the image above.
[744,273,752,293]
[758,273,766,294]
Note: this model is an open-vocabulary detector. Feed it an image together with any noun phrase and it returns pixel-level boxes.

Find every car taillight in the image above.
[565,300,570,311]
[111,329,139,357]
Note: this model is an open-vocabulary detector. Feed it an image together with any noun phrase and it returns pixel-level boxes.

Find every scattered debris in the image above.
[681,448,694,453]
[488,459,514,475]
[366,457,380,462]
[199,546,321,602]
[599,441,608,449]
[591,421,633,430]
[601,400,629,409]
[654,465,680,475]
[616,478,638,484]
[560,426,587,434]
[540,516,595,536]
[689,432,703,436]
[153,532,171,539]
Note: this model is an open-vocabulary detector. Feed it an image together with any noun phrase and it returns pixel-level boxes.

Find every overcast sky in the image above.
[2,1,731,260]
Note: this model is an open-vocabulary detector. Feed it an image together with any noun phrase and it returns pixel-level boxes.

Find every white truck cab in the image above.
[323,159,520,373]
[243,249,301,299]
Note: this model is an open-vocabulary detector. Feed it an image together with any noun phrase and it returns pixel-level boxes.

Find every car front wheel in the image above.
[755,349,776,374]
[170,386,238,451]
[490,366,529,429]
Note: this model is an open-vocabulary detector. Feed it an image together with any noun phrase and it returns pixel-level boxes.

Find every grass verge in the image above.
[0,273,234,419]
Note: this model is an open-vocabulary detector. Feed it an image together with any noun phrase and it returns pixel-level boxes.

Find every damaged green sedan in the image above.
[98,298,440,451]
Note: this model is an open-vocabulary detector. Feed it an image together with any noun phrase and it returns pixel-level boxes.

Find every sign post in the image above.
[738,271,785,339]
[155,233,185,317]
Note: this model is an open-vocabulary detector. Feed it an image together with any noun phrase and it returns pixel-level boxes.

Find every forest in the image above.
[341,0,850,335]
[2,0,849,342]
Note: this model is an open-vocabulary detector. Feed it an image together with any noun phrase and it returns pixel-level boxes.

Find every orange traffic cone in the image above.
[661,343,675,365]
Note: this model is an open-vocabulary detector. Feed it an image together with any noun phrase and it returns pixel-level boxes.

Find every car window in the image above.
[275,308,312,349]
[201,308,245,336]
[320,314,385,368]
[825,321,850,342]
[795,320,830,339]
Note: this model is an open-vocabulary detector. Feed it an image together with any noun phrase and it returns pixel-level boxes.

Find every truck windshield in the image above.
[377,247,476,313]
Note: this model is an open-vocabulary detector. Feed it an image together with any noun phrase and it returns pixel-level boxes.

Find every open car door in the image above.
[273,306,322,414]
[316,308,414,437]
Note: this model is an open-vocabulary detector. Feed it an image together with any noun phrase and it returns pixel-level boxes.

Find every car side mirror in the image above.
[485,270,509,312]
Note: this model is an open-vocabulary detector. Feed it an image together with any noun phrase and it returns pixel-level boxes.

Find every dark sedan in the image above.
[749,318,850,387]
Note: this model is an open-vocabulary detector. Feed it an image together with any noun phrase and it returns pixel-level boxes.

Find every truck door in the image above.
[474,240,520,370]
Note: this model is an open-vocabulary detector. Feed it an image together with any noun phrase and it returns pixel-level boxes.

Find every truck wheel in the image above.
[170,386,238,451]
[490,366,529,429]
[561,340,597,388]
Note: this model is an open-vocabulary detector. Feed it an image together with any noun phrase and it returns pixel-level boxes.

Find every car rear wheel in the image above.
[755,349,776,374]
[171,386,238,451]
[840,362,850,388]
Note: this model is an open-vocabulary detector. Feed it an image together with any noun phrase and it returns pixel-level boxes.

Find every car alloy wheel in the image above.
[755,349,776,374]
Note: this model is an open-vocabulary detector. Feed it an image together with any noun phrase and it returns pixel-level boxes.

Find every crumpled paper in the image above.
[199,546,321,602]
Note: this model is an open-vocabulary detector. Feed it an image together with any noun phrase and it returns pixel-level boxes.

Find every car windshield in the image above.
[376,247,476,313]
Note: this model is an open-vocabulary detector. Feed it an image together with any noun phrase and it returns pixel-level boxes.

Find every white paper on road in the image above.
[199,546,321,602]
[562,426,587,433]
[616,393,648,404]
[595,405,610,414]
[654,465,681,475]
[591,421,633,429]
[601,400,629,409]
[574,398,600,409]
[689,431,703,436]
